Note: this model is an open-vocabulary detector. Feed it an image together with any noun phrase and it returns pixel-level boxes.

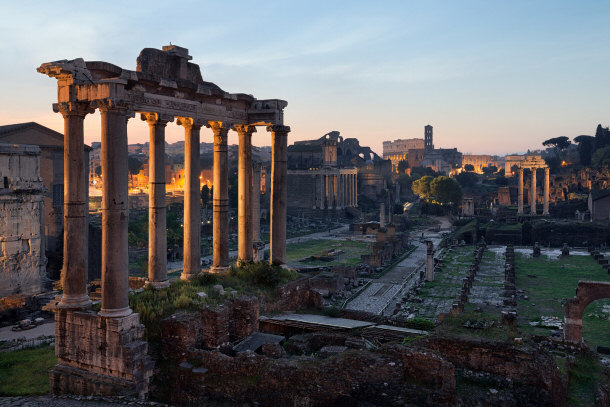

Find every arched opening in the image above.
[564,281,610,345]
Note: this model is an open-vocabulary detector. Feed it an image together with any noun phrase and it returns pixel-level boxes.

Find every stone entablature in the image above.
[38,47,285,127]
[0,143,47,298]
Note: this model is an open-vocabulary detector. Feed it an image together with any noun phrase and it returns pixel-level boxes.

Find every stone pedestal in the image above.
[50,310,153,398]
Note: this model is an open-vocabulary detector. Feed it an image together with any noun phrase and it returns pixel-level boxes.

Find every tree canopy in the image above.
[430,176,463,204]
[482,165,498,175]
[411,175,434,198]
[463,164,475,172]
[397,159,409,173]
[127,156,144,176]
[574,135,595,166]
[542,136,571,152]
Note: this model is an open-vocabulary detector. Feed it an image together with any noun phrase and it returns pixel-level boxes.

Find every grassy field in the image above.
[285,239,370,267]
[419,246,477,300]
[0,345,56,396]
[515,253,610,351]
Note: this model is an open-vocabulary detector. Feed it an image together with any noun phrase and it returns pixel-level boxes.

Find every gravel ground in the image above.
[0,395,168,406]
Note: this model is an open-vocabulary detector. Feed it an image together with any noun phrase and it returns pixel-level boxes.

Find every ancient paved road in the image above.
[346,228,445,316]
[0,396,169,406]
[0,320,54,341]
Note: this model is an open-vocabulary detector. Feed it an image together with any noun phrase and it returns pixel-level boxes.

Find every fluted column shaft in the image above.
[99,103,132,318]
[236,125,256,262]
[58,102,92,309]
[518,169,524,214]
[269,125,290,264]
[143,113,171,287]
[211,122,230,272]
[531,169,537,215]
[543,167,550,215]
[179,118,202,280]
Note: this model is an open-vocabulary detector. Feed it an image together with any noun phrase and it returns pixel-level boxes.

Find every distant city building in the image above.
[421,125,462,174]
[383,138,425,173]
[462,154,496,173]
[382,125,462,175]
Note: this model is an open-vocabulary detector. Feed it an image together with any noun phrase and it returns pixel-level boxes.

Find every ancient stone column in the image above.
[543,167,550,216]
[98,101,132,318]
[210,122,230,273]
[531,168,537,215]
[143,113,171,288]
[518,168,524,214]
[319,173,324,209]
[252,163,262,243]
[352,174,358,208]
[380,202,386,228]
[236,125,256,263]
[425,240,435,281]
[57,102,93,309]
[268,125,290,264]
[179,117,202,280]
[333,174,338,208]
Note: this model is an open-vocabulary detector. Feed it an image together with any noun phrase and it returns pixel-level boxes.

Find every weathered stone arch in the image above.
[564,281,610,342]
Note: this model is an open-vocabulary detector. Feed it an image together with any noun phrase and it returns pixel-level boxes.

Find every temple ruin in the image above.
[515,155,550,215]
[38,44,288,396]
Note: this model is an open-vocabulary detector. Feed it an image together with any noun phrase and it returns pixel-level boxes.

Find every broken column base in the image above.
[50,310,153,399]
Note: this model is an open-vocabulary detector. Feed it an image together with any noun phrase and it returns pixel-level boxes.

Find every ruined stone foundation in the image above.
[50,310,153,398]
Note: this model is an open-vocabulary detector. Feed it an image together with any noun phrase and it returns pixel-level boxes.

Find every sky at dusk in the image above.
[0,0,608,156]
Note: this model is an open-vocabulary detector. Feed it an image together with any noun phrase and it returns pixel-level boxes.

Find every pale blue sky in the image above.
[0,1,608,155]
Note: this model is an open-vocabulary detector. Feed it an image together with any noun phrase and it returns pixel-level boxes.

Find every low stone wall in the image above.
[261,278,322,313]
[160,296,259,361]
[171,344,456,406]
[422,336,567,406]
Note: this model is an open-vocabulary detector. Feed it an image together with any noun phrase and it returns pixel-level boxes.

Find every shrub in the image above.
[173,293,191,309]
[404,318,435,331]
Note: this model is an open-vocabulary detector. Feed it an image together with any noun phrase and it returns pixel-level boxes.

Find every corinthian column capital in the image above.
[266,124,290,135]
[140,112,173,126]
[233,124,257,136]
[177,116,206,130]
[55,101,95,118]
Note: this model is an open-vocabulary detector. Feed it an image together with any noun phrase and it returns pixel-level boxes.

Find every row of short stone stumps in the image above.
[437,244,485,321]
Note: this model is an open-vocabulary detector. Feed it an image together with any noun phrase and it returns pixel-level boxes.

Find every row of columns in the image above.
[517,167,550,216]
[316,172,357,209]
[56,100,289,318]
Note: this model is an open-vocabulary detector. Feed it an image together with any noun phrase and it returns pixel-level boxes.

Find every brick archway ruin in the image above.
[564,281,610,343]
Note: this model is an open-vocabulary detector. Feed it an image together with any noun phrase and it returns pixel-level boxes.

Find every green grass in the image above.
[515,253,610,351]
[285,239,370,267]
[128,262,299,343]
[554,352,604,407]
[0,345,57,396]
[418,246,475,301]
